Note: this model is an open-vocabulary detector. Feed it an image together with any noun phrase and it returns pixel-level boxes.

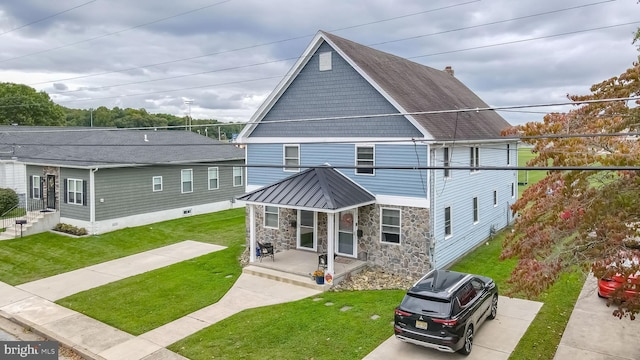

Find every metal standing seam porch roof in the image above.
[237,166,376,212]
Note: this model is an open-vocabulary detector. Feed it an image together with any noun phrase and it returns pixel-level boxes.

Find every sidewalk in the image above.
[554,274,640,359]
[0,240,320,360]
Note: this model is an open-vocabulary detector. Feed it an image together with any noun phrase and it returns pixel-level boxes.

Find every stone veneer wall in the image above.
[245,204,432,278]
[357,204,432,278]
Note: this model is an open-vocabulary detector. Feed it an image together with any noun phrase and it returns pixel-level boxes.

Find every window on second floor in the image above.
[470,147,479,172]
[493,190,498,206]
[283,145,300,172]
[356,145,375,175]
[506,144,511,165]
[181,169,193,193]
[208,167,219,190]
[444,147,451,178]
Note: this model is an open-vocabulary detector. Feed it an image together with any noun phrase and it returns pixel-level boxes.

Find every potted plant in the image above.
[313,269,325,285]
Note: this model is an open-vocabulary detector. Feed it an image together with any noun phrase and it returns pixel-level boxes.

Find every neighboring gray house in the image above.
[237,31,518,281]
[0,126,245,234]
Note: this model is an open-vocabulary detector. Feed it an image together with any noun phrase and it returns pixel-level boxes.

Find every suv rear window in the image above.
[400,294,451,317]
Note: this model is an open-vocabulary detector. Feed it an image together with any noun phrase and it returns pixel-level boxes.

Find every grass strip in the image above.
[56,245,243,335]
[169,290,405,360]
[0,208,245,285]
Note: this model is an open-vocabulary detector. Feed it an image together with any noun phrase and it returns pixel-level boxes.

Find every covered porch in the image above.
[238,166,376,288]
[244,249,367,290]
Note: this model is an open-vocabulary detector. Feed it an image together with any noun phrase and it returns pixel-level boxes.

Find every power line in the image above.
[25,1,480,87]
[0,0,234,64]
[0,0,99,36]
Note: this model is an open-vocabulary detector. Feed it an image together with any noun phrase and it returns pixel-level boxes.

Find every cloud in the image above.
[0,0,638,124]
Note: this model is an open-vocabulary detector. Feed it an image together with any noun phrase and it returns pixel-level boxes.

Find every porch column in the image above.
[249,204,256,263]
[326,211,335,276]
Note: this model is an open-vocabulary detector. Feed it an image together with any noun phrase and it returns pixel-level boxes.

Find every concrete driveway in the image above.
[363,296,542,360]
[554,274,640,360]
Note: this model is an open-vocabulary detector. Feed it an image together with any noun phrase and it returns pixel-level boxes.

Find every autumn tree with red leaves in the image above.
[501,58,640,319]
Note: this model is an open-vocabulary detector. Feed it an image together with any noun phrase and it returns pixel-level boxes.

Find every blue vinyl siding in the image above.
[247,143,428,198]
[433,142,518,268]
[251,42,422,138]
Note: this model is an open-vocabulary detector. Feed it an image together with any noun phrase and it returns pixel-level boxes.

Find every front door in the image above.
[46,175,56,209]
[337,209,357,257]
[297,210,316,250]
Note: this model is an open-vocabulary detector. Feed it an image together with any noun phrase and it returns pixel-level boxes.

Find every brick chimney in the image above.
[444,66,454,76]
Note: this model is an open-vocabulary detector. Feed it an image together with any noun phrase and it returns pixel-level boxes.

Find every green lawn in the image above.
[0,208,246,285]
[57,247,244,335]
[169,290,405,360]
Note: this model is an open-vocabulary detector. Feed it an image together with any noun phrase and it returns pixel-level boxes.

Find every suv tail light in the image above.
[432,318,457,326]
[394,309,412,317]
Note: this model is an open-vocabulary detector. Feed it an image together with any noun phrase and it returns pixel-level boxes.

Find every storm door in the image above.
[336,209,357,257]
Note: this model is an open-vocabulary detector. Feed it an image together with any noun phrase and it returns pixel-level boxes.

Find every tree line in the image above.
[0,82,245,141]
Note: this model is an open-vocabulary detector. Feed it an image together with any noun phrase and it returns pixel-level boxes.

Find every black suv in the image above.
[394,269,498,355]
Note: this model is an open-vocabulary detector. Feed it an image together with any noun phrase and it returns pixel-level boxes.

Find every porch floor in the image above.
[244,249,367,291]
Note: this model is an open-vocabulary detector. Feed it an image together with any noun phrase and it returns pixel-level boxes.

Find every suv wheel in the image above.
[458,325,474,355]
[488,294,498,319]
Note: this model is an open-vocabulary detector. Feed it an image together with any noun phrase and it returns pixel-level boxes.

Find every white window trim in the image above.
[512,183,516,198]
[152,176,163,192]
[283,144,300,172]
[355,144,375,176]
[181,169,193,194]
[67,178,83,205]
[264,206,279,229]
[470,147,480,173]
[444,205,453,238]
[32,175,41,199]
[506,144,511,166]
[493,190,498,207]
[208,167,219,190]
[380,207,401,245]
[319,51,332,71]
[233,166,243,187]
[473,197,479,224]
[443,147,451,178]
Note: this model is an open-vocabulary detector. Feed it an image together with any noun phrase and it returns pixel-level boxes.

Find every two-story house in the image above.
[237,31,517,283]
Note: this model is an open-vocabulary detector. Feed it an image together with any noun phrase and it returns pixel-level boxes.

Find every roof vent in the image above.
[444,66,454,76]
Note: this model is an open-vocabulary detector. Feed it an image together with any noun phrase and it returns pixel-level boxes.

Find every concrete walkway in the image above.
[363,296,543,360]
[554,274,640,360]
[17,240,225,301]
[0,241,321,360]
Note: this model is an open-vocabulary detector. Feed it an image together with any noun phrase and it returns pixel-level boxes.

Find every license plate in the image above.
[415,320,428,330]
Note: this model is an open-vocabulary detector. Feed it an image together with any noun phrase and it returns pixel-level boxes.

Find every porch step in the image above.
[243,265,330,291]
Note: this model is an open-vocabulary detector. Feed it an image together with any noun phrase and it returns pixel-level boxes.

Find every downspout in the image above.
[90,168,98,235]
[429,146,437,269]
[249,204,256,263]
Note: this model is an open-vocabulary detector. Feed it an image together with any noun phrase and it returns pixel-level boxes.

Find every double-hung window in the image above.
[67,178,83,205]
[152,176,163,192]
[444,147,451,178]
[473,197,479,223]
[181,169,193,193]
[356,145,375,175]
[444,206,452,237]
[493,190,498,207]
[470,147,479,172]
[264,206,279,229]
[233,166,243,187]
[283,145,300,172]
[506,144,511,165]
[381,208,401,244]
[32,175,41,199]
[208,167,219,190]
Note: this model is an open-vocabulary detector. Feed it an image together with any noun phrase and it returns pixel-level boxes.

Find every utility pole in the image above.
[184,99,193,131]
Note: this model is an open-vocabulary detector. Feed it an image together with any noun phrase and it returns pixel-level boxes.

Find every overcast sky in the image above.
[0,0,638,126]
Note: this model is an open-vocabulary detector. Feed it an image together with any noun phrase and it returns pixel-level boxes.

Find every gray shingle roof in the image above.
[321,31,511,140]
[237,166,375,211]
[0,126,244,168]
